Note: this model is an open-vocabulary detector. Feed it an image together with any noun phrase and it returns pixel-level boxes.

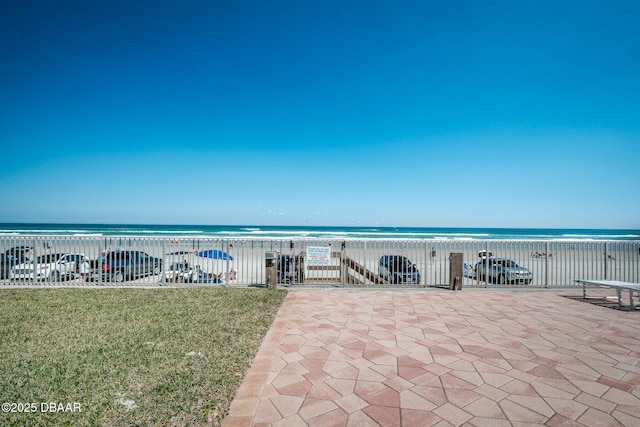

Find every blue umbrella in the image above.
[196,249,233,261]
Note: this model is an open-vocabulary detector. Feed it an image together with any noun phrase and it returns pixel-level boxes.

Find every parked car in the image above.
[475,258,533,284]
[277,254,304,284]
[10,253,86,281]
[379,255,421,284]
[164,263,190,283]
[164,263,222,284]
[99,250,162,282]
[1,246,33,279]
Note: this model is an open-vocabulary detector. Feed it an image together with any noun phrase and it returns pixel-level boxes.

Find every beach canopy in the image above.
[196,249,233,261]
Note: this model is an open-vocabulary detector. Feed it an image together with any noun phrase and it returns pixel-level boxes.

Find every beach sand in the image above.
[0,237,638,288]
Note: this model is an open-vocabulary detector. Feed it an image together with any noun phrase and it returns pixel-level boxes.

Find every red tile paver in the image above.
[224,289,640,426]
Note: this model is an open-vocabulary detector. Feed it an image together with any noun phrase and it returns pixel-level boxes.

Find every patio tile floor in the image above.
[224,289,640,426]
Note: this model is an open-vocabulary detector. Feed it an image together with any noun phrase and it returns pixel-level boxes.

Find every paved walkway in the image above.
[224,289,640,426]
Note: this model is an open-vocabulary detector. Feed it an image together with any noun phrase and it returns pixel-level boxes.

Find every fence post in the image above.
[604,242,608,280]
[340,241,345,286]
[160,239,165,285]
[32,238,38,281]
[544,242,549,288]
[485,242,490,287]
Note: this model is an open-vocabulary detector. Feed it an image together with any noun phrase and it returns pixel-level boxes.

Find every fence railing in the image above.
[1,237,638,288]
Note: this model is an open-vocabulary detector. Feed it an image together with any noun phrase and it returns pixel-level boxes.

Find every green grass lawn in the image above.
[0,287,287,426]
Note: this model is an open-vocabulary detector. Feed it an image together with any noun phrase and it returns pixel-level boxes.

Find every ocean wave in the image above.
[219,231,312,237]
[1,224,638,241]
[548,237,640,242]
[562,234,640,239]
[546,237,607,243]
[0,229,92,233]
[137,230,204,234]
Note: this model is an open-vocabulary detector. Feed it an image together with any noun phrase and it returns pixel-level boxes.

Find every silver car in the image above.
[475,258,533,285]
[379,255,421,284]
[11,253,87,281]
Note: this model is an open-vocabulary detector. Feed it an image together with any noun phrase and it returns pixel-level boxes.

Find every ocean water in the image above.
[0,223,638,241]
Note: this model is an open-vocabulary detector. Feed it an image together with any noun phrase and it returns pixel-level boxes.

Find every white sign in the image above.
[306,246,331,266]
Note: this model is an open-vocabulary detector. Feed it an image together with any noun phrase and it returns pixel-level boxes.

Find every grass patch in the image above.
[0,287,287,426]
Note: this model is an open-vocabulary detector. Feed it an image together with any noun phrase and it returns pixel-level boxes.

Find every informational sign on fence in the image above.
[306,246,331,266]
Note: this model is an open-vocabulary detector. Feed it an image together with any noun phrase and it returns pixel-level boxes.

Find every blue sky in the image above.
[1,1,638,229]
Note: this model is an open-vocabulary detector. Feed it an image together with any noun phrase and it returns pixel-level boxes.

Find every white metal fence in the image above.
[1,236,638,288]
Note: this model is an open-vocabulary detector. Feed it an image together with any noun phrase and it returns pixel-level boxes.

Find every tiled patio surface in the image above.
[224,289,640,426]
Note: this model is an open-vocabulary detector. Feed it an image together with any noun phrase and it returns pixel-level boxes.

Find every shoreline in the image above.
[0,223,639,241]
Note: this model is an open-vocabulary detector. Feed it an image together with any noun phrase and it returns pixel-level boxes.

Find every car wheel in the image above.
[51,271,61,282]
[114,271,125,283]
[153,265,161,275]
[498,275,507,285]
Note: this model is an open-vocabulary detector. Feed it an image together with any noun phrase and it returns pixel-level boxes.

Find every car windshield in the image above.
[498,260,518,268]
[391,257,412,268]
[107,252,129,261]
[33,254,62,264]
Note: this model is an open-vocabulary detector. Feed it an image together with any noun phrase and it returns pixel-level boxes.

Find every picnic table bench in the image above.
[576,279,640,310]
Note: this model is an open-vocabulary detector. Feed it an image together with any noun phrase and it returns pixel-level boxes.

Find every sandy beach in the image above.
[1,236,638,289]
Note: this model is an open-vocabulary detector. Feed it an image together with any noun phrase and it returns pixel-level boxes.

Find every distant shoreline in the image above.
[0,223,638,241]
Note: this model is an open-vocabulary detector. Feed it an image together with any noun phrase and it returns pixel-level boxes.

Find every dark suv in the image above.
[277,254,304,284]
[379,255,421,284]
[99,250,162,282]
[1,246,33,279]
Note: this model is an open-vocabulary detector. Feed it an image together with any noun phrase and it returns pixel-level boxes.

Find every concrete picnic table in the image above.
[576,279,640,310]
